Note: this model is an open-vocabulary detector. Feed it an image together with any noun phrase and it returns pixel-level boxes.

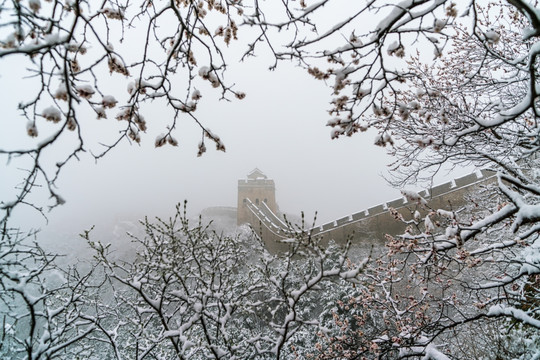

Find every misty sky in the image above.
[0,2,473,242]
[2,54,399,230]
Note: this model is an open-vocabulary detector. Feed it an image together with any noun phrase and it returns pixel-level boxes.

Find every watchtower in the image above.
[237,168,278,225]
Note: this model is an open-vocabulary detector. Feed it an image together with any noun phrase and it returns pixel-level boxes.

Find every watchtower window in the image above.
[255,199,259,205]
[264,198,268,203]
[243,198,247,204]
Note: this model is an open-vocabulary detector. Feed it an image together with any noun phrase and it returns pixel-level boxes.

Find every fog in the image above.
[3,56,400,232]
[0,2,469,246]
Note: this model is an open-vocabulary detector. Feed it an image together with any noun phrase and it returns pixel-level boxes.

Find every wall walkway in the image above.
[245,170,496,253]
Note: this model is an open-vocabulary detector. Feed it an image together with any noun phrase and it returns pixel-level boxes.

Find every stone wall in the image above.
[237,178,278,225]
[246,170,496,253]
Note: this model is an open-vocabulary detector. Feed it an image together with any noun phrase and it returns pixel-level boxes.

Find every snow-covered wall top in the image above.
[245,169,496,250]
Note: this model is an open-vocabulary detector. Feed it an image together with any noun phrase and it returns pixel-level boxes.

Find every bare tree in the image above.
[315,180,540,359]
[261,1,540,357]
[0,225,98,359]
[0,0,252,223]
[83,202,366,359]
[3,1,540,358]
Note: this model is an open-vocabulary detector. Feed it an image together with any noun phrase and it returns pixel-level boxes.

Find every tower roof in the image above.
[247,168,267,180]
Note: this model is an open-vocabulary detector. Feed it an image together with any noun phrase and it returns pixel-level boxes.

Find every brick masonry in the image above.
[238,169,496,253]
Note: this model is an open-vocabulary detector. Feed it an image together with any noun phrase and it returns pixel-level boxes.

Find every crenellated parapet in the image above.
[239,169,497,253]
[237,168,278,226]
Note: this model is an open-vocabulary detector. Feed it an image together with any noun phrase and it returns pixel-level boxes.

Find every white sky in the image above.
[2,52,400,232]
[0,1,472,241]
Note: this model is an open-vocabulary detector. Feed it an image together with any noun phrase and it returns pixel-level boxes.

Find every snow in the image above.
[76,84,95,99]
[470,239,517,256]
[42,106,62,123]
[522,27,538,40]
[101,7,125,20]
[102,95,117,108]
[331,127,344,139]
[0,34,69,57]
[485,30,500,44]
[301,0,327,13]
[198,66,211,77]
[387,41,399,52]
[163,330,181,338]
[339,260,367,279]
[401,189,427,206]
[182,338,195,352]
[445,225,458,239]
[333,68,350,93]
[433,18,447,32]
[422,343,451,360]
[487,305,540,329]
[373,0,414,35]
[355,86,370,99]
[3,2,540,358]
[155,133,167,147]
[513,204,540,233]
[29,0,41,13]
[424,215,435,234]
[387,41,403,56]
[521,240,540,275]
[436,209,454,219]
[26,120,38,137]
[95,106,106,119]
[211,345,228,358]
[374,132,393,146]
[191,89,201,100]
[459,204,517,244]
[168,135,178,146]
[54,84,67,100]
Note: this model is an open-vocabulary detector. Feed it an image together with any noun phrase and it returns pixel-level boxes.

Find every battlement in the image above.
[238,179,276,186]
[237,169,278,225]
[241,169,497,253]
[310,169,496,236]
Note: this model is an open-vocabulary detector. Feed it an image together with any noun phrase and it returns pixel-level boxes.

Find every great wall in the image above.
[235,168,496,253]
